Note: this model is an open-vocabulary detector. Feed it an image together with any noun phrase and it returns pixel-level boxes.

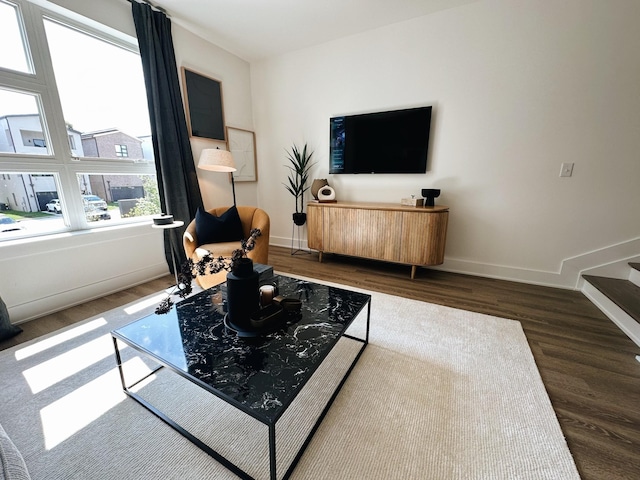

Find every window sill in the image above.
[0,220,156,257]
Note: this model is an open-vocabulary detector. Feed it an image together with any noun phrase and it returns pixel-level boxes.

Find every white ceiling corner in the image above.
[151,0,479,61]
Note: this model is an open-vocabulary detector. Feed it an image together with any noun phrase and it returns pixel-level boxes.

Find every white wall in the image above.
[251,0,640,288]
[4,0,639,324]
[0,0,256,323]
[172,26,258,209]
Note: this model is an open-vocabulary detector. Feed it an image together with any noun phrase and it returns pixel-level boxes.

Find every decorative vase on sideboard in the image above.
[310,179,329,200]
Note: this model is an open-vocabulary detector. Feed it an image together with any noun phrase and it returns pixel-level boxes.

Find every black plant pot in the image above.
[292,212,307,226]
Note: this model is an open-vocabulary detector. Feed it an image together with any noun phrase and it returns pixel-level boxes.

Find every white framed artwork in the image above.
[226,127,257,182]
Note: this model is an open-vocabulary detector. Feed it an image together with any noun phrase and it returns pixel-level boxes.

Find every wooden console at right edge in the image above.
[306,201,449,279]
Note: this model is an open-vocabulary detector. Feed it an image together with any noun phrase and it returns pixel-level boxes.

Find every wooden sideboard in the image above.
[307,201,449,279]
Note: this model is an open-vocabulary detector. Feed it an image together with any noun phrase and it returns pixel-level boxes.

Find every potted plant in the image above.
[284,143,315,226]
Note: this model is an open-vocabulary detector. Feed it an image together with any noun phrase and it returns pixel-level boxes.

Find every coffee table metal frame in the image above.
[111,280,370,480]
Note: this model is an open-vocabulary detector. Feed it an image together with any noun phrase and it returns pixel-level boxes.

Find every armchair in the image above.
[183,206,270,289]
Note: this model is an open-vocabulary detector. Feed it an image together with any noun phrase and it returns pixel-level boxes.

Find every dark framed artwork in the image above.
[182,67,226,141]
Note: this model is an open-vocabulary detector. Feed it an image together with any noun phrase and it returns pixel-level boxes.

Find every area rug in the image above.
[0,276,580,479]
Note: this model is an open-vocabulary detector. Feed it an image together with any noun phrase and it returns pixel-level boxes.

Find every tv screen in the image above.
[330,106,432,174]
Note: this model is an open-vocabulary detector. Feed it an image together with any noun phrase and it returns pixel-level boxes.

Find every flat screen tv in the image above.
[330,106,432,174]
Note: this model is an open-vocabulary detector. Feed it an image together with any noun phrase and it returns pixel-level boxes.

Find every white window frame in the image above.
[0,0,156,236]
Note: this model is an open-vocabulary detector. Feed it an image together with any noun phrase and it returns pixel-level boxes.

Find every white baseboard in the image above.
[270,235,311,253]
[269,235,640,291]
[435,258,573,289]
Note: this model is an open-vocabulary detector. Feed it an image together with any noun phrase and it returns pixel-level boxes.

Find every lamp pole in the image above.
[231,174,236,206]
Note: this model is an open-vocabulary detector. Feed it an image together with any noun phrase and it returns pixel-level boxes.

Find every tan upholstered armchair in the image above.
[183,206,270,289]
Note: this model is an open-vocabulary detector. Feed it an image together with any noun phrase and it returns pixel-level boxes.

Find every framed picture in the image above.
[226,127,257,182]
[182,67,226,141]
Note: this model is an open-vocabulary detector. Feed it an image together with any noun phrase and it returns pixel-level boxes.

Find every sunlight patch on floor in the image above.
[22,334,126,394]
[124,292,170,315]
[14,318,107,361]
[40,357,155,450]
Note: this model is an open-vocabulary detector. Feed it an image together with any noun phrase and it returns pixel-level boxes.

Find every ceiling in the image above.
[150,0,478,62]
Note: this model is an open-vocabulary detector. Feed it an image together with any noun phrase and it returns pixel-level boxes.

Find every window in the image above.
[115,144,128,157]
[0,0,32,73]
[0,88,51,155]
[0,171,64,236]
[44,18,151,162]
[0,0,158,241]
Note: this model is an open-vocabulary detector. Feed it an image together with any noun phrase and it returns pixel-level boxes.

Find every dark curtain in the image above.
[131,1,203,270]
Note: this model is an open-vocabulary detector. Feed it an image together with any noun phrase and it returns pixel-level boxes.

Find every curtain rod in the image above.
[127,0,169,17]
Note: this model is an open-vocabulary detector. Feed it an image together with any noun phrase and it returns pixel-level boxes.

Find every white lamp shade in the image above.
[198,148,236,172]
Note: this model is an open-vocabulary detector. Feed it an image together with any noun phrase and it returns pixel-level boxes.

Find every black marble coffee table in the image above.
[111,274,370,480]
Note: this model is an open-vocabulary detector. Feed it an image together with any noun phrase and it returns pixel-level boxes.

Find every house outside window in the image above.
[0,0,160,241]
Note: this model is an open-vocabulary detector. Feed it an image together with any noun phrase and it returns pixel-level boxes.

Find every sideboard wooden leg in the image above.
[411,265,417,279]
[319,252,323,263]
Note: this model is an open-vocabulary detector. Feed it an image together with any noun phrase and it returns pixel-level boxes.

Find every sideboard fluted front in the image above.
[307,201,449,279]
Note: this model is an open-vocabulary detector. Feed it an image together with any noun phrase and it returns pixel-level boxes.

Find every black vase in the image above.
[293,212,307,226]
[226,257,259,333]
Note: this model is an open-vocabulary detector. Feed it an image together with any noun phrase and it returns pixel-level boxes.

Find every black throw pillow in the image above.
[195,206,244,245]
[0,295,22,341]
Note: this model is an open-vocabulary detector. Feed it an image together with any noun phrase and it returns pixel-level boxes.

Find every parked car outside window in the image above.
[83,195,110,221]
[44,196,111,221]
[85,208,111,221]
[45,198,62,213]
[0,214,25,232]
[82,195,108,211]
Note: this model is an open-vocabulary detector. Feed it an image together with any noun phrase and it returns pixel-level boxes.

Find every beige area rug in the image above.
[0,276,580,479]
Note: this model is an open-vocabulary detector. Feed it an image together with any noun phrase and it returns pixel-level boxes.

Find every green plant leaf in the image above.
[283,142,317,214]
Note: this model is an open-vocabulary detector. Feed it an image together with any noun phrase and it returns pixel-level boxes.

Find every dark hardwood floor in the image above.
[2,245,639,479]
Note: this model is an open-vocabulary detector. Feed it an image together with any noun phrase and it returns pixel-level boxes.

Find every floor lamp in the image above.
[198,148,237,205]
